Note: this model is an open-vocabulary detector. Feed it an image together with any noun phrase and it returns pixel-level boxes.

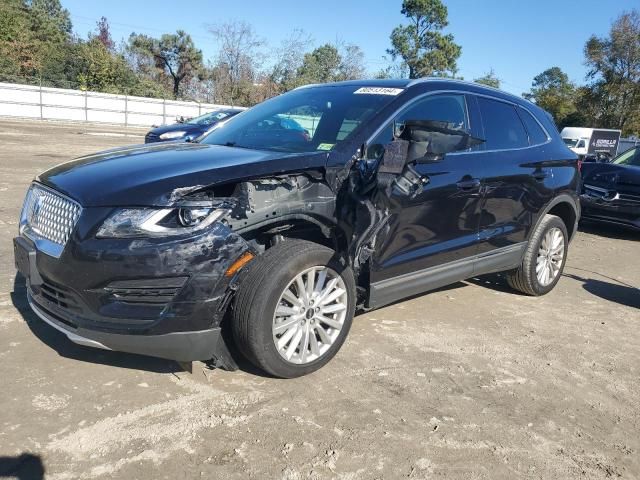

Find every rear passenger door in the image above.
[472,96,553,263]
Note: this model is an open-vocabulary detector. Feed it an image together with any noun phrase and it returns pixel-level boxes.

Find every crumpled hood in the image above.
[37,142,328,206]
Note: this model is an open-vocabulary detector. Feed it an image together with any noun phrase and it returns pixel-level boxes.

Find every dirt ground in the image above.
[0,118,638,480]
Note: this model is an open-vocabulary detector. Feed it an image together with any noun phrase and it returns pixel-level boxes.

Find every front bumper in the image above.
[27,291,232,363]
[580,193,640,230]
[14,210,252,366]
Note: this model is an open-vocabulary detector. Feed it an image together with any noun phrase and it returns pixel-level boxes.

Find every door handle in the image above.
[533,169,550,181]
[456,178,481,190]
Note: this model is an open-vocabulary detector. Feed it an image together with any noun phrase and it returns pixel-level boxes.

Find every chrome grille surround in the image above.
[20,183,82,258]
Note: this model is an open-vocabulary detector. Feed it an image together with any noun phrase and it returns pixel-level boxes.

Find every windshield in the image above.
[613,147,640,167]
[200,85,402,153]
[187,110,234,126]
[563,138,578,147]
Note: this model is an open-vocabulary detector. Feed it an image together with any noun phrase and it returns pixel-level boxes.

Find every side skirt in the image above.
[367,242,526,309]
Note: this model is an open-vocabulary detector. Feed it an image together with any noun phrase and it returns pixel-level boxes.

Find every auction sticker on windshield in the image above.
[354,87,404,95]
[317,143,334,151]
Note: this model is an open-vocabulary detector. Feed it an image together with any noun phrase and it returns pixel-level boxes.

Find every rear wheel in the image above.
[232,239,356,378]
[507,214,568,296]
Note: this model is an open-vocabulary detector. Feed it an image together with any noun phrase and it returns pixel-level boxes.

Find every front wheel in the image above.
[507,214,569,296]
[232,239,356,378]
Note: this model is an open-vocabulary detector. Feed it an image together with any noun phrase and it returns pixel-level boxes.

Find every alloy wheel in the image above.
[536,227,565,286]
[272,266,348,365]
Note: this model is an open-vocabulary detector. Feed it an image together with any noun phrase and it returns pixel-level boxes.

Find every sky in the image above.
[61,0,638,96]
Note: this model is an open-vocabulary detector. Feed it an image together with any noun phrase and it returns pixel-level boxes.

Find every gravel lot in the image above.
[0,119,638,480]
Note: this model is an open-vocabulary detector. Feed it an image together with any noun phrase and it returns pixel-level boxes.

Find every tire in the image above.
[232,239,356,378]
[507,214,568,296]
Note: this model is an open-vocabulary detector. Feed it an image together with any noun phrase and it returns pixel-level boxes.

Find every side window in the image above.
[477,97,528,150]
[518,107,549,145]
[399,94,468,130]
[366,94,468,159]
[614,147,640,166]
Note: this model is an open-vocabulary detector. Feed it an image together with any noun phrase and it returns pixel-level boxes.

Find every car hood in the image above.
[582,163,640,195]
[37,142,328,206]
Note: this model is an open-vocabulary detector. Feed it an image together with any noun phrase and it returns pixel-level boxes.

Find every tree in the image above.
[387,0,461,78]
[0,0,74,83]
[75,38,132,93]
[128,30,203,99]
[295,43,366,86]
[374,56,409,79]
[337,43,366,81]
[27,0,71,43]
[297,44,342,84]
[474,69,500,88]
[269,29,313,92]
[209,21,265,105]
[93,16,114,51]
[0,0,35,79]
[524,67,577,128]
[584,9,640,134]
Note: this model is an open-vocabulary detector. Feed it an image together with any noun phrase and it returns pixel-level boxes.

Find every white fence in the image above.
[0,82,238,127]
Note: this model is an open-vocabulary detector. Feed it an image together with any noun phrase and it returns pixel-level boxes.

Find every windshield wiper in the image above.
[213,141,254,150]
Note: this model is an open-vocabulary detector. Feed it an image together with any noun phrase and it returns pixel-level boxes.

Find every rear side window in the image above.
[477,97,528,150]
[518,107,549,145]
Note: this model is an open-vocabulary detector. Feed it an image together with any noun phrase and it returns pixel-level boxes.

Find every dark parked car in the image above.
[581,146,640,230]
[14,79,580,378]
[145,108,243,143]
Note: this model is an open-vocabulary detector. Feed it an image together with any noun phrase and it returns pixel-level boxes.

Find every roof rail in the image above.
[406,77,528,102]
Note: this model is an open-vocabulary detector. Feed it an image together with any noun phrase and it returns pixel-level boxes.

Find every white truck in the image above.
[560,127,622,160]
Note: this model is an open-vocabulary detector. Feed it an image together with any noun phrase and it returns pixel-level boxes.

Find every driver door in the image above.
[366,93,486,305]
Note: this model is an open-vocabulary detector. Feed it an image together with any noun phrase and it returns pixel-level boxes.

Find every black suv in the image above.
[14,79,580,378]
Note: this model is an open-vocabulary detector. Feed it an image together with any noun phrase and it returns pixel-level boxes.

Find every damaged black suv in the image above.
[14,79,580,378]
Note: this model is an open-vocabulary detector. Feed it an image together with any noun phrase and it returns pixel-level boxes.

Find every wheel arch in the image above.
[530,194,580,242]
[238,214,350,257]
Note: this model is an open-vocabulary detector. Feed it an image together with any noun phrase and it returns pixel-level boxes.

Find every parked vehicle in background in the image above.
[145,108,244,143]
[618,137,640,156]
[249,115,311,143]
[14,79,580,378]
[560,127,621,161]
[581,146,640,231]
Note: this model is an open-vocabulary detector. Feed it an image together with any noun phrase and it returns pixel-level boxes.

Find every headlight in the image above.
[96,207,227,238]
[159,131,187,140]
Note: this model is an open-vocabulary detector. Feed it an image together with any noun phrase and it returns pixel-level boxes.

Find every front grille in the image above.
[619,193,640,203]
[22,184,81,247]
[583,184,640,204]
[145,132,160,143]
